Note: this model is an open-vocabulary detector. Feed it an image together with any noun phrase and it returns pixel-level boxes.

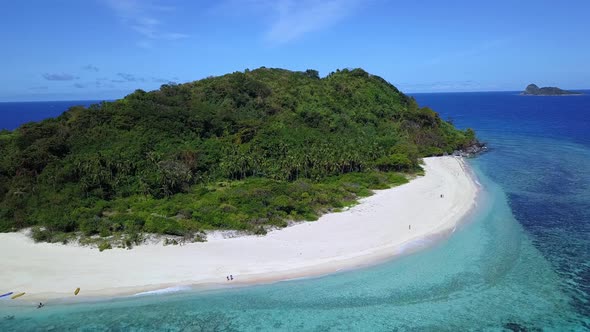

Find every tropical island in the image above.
[0,67,482,299]
[0,67,478,250]
[522,83,582,95]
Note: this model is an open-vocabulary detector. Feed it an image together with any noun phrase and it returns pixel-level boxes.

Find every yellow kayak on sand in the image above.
[11,292,25,299]
[74,288,80,295]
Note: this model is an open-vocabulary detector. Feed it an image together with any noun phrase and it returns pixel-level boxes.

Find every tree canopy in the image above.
[0,67,477,247]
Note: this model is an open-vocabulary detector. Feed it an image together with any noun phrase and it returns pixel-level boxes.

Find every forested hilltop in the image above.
[0,68,477,249]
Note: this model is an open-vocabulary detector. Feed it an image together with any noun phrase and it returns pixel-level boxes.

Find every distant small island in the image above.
[522,84,582,96]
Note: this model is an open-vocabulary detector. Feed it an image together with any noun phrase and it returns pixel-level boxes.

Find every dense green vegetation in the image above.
[0,68,477,247]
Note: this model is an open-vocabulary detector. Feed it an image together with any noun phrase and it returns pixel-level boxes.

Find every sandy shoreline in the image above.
[0,156,479,303]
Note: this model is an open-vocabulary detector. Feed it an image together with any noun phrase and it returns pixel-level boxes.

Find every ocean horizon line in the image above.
[2,89,589,104]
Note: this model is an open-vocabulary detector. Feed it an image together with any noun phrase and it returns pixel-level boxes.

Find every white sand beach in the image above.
[0,156,479,302]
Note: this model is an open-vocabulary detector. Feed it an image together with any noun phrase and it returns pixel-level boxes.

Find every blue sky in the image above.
[1,0,589,101]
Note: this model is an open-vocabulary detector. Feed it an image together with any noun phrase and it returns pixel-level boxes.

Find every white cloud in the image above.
[216,0,362,44]
[266,0,361,43]
[104,0,189,46]
[42,73,79,81]
[115,72,145,82]
[82,64,100,72]
[162,32,190,40]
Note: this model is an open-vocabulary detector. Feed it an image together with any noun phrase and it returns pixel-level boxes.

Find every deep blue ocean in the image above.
[0,100,105,131]
[1,92,589,331]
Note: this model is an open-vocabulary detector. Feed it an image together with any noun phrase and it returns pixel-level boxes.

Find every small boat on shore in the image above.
[11,292,25,299]
[74,288,80,295]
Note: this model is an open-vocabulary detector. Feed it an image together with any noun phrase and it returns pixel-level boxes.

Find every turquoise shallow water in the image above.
[1,92,590,330]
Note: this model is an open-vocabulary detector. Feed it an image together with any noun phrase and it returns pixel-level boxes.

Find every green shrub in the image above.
[98,241,112,252]
[163,238,178,246]
[375,153,414,172]
[254,226,267,235]
[31,227,53,243]
[79,217,101,236]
